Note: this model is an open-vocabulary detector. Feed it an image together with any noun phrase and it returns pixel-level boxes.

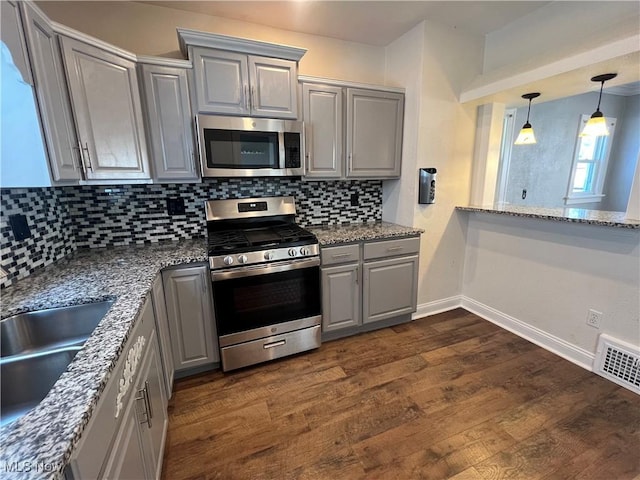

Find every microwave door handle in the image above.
[278,131,286,170]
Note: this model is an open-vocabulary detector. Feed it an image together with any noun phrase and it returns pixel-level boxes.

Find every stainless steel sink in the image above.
[0,300,114,427]
[1,300,114,357]
[1,347,81,427]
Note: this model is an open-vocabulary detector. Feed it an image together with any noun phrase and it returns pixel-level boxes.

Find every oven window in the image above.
[204,129,278,169]
[212,266,320,336]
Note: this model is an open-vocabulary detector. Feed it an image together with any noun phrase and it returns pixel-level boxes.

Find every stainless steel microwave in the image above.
[196,115,304,178]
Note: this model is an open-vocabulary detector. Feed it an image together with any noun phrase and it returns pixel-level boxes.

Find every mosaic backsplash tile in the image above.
[1,188,77,288]
[0,178,382,288]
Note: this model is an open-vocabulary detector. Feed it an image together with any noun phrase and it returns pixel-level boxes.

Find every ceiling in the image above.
[139,1,550,46]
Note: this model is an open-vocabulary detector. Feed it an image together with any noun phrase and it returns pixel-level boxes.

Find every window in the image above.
[565,114,616,205]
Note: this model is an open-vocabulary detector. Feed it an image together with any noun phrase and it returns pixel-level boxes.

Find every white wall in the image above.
[36,1,387,84]
[383,21,483,308]
[462,213,640,366]
[483,2,640,74]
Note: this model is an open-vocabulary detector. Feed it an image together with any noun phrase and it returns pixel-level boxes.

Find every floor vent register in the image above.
[594,334,640,394]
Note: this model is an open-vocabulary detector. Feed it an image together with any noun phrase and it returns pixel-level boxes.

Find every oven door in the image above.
[210,258,321,346]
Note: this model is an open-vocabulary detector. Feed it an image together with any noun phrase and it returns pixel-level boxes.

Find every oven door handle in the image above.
[210,257,320,281]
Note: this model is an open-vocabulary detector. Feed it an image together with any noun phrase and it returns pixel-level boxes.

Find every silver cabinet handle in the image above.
[136,381,153,428]
[243,85,249,110]
[355,266,359,285]
[387,246,404,252]
[72,143,86,175]
[81,142,92,169]
[251,86,256,110]
[332,253,352,259]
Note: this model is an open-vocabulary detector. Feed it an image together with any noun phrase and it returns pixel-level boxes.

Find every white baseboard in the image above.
[412,295,462,320]
[460,296,595,371]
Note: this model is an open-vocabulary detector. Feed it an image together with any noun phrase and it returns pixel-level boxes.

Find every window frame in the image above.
[564,114,617,205]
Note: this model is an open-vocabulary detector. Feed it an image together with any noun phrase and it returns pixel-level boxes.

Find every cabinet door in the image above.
[137,334,168,480]
[346,88,404,178]
[321,263,360,332]
[163,265,219,371]
[152,274,175,398]
[362,255,418,324]
[1,0,32,85]
[21,2,81,182]
[140,64,197,181]
[60,36,150,180]
[302,83,343,178]
[101,390,148,480]
[249,56,297,119]
[192,47,249,115]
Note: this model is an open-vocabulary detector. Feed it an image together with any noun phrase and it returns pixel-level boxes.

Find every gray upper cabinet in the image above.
[300,78,404,180]
[346,88,404,178]
[1,0,32,86]
[192,47,298,119]
[248,56,297,118]
[162,264,219,373]
[302,83,343,178]
[139,63,197,181]
[192,48,249,116]
[60,36,151,180]
[20,2,81,182]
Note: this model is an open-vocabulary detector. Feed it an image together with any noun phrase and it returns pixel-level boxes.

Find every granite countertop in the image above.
[308,221,424,245]
[0,239,207,480]
[456,204,640,229]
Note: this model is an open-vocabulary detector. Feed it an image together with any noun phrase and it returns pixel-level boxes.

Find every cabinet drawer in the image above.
[69,297,156,480]
[320,244,361,266]
[363,236,420,260]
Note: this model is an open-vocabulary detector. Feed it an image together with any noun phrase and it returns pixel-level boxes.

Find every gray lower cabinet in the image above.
[321,263,360,332]
[320,236,419,339]
[162,264,219,373]
[139,63,198,181]
[151,274,175,398]
[67,296,168,480]
[362,255,419,324]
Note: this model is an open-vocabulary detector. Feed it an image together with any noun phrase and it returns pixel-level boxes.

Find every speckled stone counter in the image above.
[308,221,423,245]
[456,205,640,229]
[0,239,207,480]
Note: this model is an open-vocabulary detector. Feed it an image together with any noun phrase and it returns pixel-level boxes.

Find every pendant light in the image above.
[514,92,540,145]
[580,73,617,137]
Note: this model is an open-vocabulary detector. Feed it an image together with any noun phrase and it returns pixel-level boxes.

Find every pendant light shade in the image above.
[580,73,617,137]
[514,92,540,145]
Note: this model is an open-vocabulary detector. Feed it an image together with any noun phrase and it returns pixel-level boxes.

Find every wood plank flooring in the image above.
[161,309,640,480]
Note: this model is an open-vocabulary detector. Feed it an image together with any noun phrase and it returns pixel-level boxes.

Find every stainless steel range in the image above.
[205,196,321,371]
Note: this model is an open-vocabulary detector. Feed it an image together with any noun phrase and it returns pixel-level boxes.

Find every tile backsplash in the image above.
[1,178,382,287]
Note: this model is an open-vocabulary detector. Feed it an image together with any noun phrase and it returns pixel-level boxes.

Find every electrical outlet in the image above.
[350,193,359,206]
[586,309,603,329]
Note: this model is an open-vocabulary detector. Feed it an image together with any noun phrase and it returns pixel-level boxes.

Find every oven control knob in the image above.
[223,256,234,265]
[264,251,274,260]
[238,254,248,264]
[300,247,310,256]
[288,248,298,257]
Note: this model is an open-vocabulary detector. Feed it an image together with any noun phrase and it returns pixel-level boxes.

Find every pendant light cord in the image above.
[596,80,604,113]
[525,98,532,123]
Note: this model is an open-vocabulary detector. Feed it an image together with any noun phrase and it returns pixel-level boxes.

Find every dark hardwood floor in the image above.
[161,309,640,480]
